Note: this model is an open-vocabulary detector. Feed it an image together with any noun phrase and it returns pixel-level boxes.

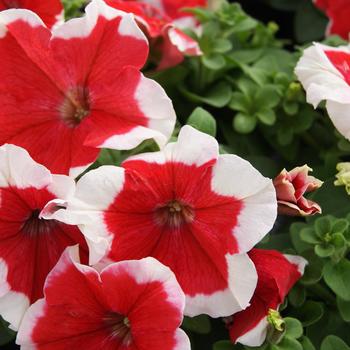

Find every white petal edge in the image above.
[69,163,94,179]
[52,0,146,42]
[211,154,277,253]
[50,166,126,265]
[123,126,218,167]
[16,299,45,349]
[185,253,258,318]
[0,8,45,39]
[0,144,52,189]
[284,254,308,275]
[47,174,76,201]
[100,74,176,150]
[167,27,202,55]
[174,329,191,350]
[0,258,31,331]
[326,100,350,140]
[235,316,269,347]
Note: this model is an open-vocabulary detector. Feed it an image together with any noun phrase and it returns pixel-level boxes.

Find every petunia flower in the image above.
[273,165,323,216]
[295,43,350,140]
[227,249,307,347]
[0,0,176,177]
[0,144,88,331]
[105,0,202,70]
[17,245,191,350]
[46,125,277,317]
[313,0,350,39]
[0,0,63,28]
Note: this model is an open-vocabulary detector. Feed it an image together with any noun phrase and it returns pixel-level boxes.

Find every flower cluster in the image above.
[0,0,316,349]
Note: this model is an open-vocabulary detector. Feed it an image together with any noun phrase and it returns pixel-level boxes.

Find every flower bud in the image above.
[334,162,350,194]
[273,165,323,216]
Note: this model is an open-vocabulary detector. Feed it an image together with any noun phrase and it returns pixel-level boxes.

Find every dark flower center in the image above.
[155,200,195,228]
[104,312,132,346]
[20,209,57,236]
[60,87,90,127]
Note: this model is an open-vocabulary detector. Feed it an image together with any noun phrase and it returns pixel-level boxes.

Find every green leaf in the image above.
[290,301,324,327]
[203,82,232,107]
[300,336,316,350]
[231,17,258,33]
[276,337,303,350]
[284,318,303,339]
[180,82,232,107]
[315,244,335,258]
[187,107,217,136]
[237,78,258,98]
[233,113,257,134]
[331,219,349,234]
[315,217,332,237]
[283,101,299,116]
[202,54,226,70]
[213,39,233,53]
[256,109,277,126]
[182,315,211,334]
[228,49,264,64]
[320,335,350,350]
[323,259,350,301]
[300,228,321,244]
[229,92,251,113]
[255,86,281,109]
[300,252,323,285]
[241,65,268,86]
[254,49,296,75]
[337,296,350,322]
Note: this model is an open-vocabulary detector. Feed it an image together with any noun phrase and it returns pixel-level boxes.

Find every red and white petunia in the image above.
[47,125,277,317]
[228,249,307,347]
[273,165,323,216]
[295,42,350,140]
[0,144,88,331]
[0,0,63,29]
[313,0,350,39]
[105,0,202,70]
[17,245,191,350]
[0,0,176,177]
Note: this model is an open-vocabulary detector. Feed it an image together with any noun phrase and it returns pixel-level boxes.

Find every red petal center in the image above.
[154,200,195,228]
[104,312,132,346]
[59,87,90,127]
